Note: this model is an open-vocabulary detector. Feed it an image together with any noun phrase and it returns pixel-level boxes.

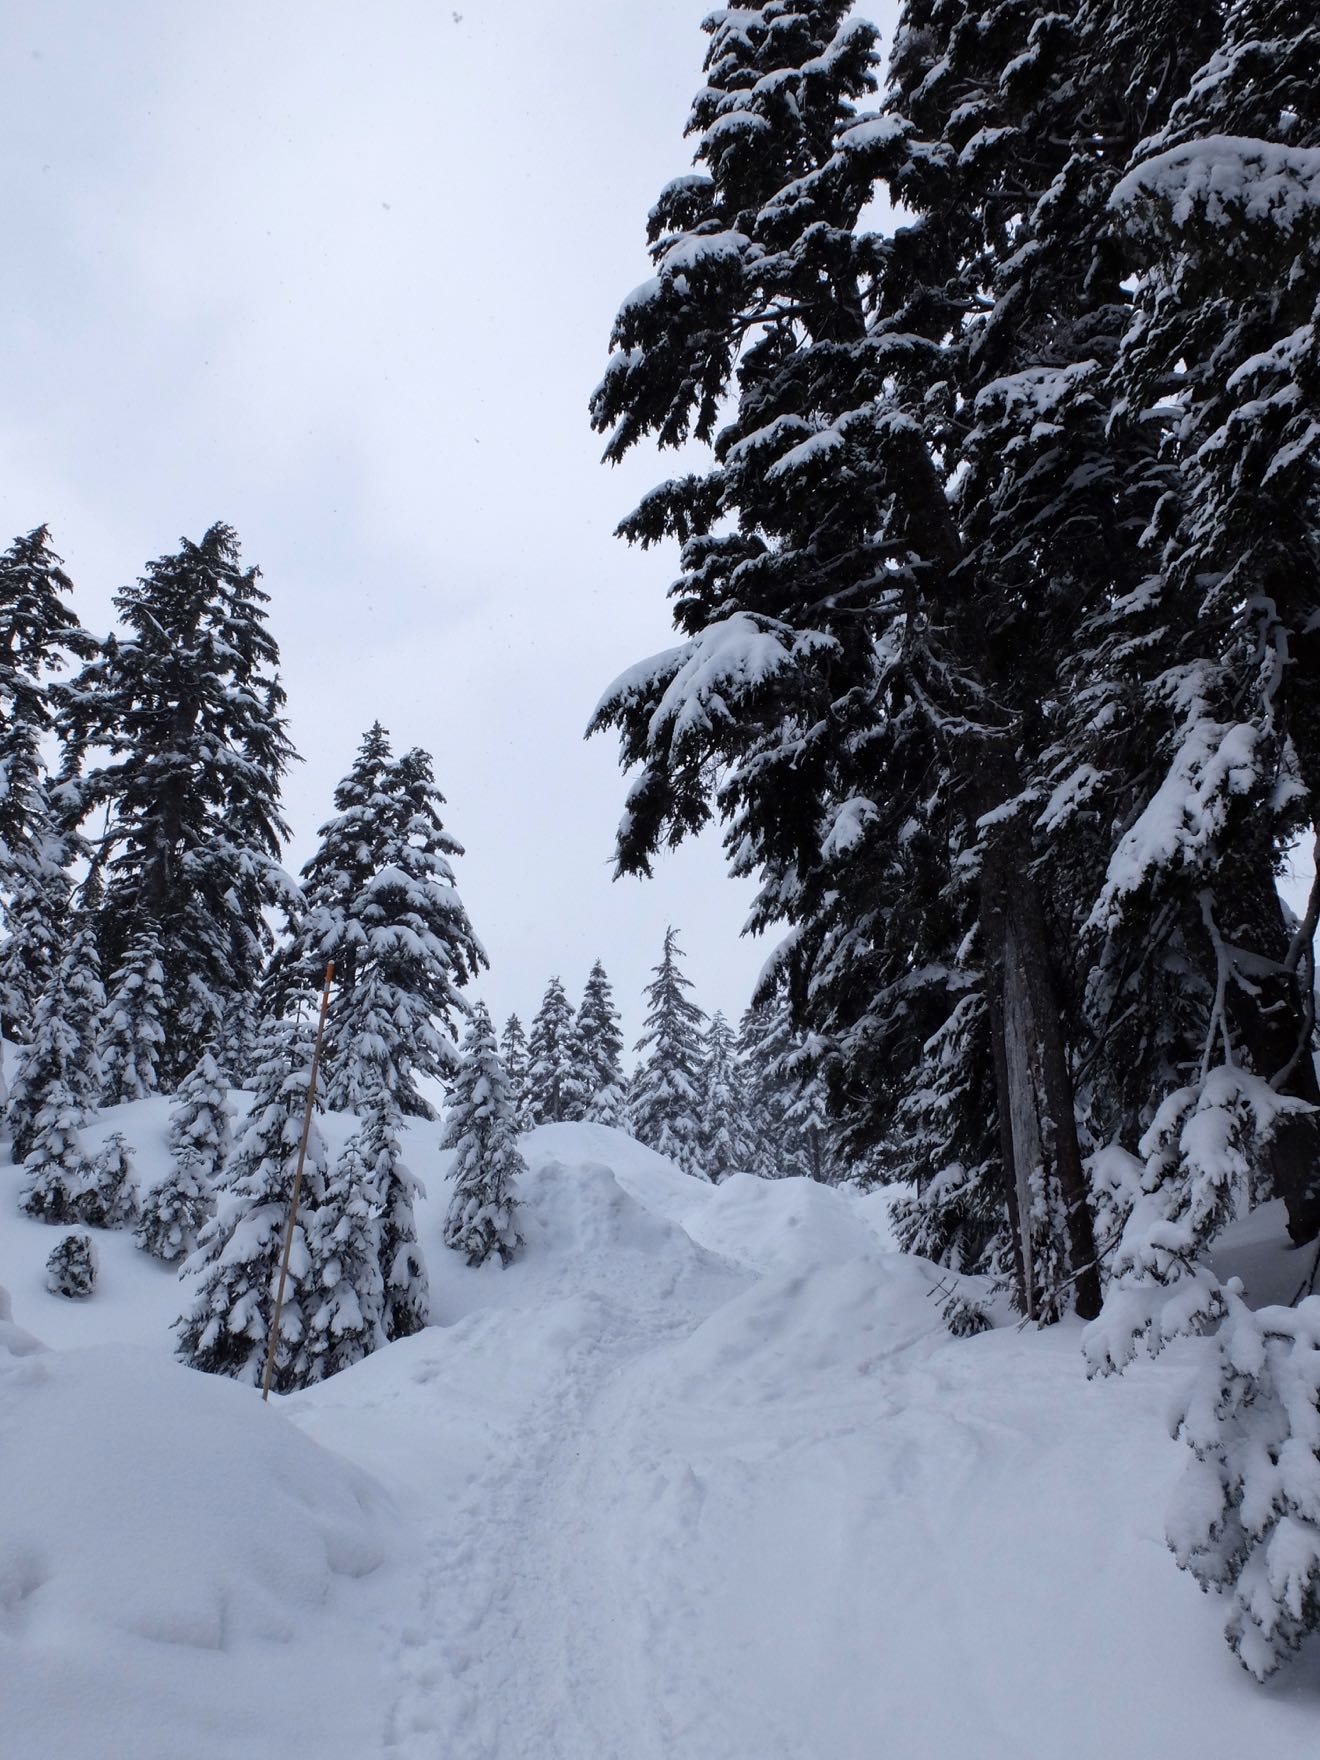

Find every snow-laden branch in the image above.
[1113,136,1320,238]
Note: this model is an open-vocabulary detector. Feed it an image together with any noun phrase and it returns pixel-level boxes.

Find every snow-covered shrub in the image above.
[45,1231,96,1299]
[1169,1283,1320,1679]
[76,1131,138,1228]
[942,1291,992,1339]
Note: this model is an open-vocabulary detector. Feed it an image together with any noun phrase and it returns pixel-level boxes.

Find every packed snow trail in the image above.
[289,1127,1320,1760]
[6,1117,1320,1758]
[292,1144,751,1758]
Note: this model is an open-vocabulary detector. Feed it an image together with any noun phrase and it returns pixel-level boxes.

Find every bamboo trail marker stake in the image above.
[261,961,334,1402]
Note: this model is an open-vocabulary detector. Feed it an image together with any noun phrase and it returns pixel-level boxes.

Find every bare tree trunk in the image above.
[983,848,1103,1321]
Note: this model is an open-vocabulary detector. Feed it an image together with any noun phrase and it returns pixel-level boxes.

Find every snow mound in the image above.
[681,1170,882,1277]
[0,1331,395,1759]
[518,1150,741,1320]
[0,1280,45,1359]
[660,1251,948,1409]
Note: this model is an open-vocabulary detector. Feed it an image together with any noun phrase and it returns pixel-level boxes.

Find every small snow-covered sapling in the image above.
[46,1231,97,1299]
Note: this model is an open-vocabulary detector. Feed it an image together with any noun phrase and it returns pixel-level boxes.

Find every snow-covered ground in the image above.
[3,1112,1317,1758]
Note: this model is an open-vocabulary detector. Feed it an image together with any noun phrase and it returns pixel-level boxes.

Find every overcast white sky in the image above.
[0,1,897,1046]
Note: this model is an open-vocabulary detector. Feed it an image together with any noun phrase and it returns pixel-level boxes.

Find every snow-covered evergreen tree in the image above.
[526,976,575,1125]
[264,721,393,1015]
[8,922,102,1169]
[0,525,92,1043]
[56,523,297,1085]
[45,1230,96,1299]
[442,1003,524,1267]
[77,1130,138,1229]
[588,0,1114,1312]
[571,960,626,1127]
[365,1099,430,1342]
[0,801,73,1052]
[97,930,167,1105]
[137,1051,230,1261]
[272,727,485,1118]
[1168,1281,1320,1679]
[176,1018,327,1390]
[305,1128,388,1379]
[167,1049,232,1187]
[1087,0,1320,1248]
[699,1010,754,1182]
[136,1156,215,1265]
[739,994,842,1184]
[779,1030,842,1185]
[500,1012,534,1132]
[630,928,707,1176]
[214,988,260,1088]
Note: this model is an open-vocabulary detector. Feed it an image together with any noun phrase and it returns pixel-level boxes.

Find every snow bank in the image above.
[0,1317,395,1760]
[679,1169,885,1277]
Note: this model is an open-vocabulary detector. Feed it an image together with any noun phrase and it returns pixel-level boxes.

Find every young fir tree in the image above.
[365,1098,431,1342]
[45,1231,96,1299]
[630,928,707,1177]
[271,727,485,1118]
[699,1010,755,1182]
[136,1051,230,1261]
[570,960,626,1127]
[500,1012,535,1132]
[77,1131,138,1229]
[55,523,297,1085]
[17,1074,89,1225]
[442,1003,524,1267]
[175,1018,327,1391]
[305,1127,389,1379]
[97,929,167,1105]
[526,976,576,1124]
[0,525,93,1042]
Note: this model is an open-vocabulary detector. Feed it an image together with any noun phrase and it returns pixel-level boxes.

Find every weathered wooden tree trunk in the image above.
[982,846,1103,1321]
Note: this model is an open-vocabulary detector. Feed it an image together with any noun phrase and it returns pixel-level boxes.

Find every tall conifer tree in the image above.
[273,727,485,1117]
[570,960,626,1126]
[0,526,92,1042]
[56,524,296,1084]
[700,1010,755,1182]
[500,1013,534,1132]
[442,1003,524,1267]
[526,976,576,1125]
[630,928,707,1176]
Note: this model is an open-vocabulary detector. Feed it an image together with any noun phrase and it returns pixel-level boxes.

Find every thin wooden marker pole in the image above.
[261,961,334,1403]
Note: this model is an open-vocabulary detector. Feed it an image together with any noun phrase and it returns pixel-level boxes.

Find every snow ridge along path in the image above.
[5,1117,1320,1757]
